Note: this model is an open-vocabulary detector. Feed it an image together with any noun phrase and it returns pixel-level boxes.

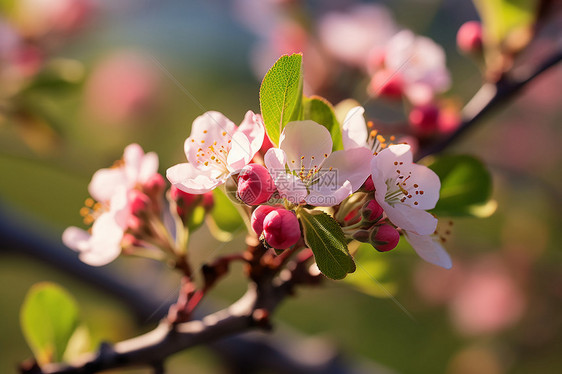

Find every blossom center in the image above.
[192,131,233,176]
[291,154,331,187]
[365,121,395,155]
[79,197,107,225]
[384,162,424,207]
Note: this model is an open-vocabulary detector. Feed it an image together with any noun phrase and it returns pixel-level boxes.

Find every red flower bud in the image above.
[263,209,301,250]
[409,105,439,135]
[237,164,276,205]
[362,199,384,222]
[129,190,151,216]
[371,224,400,252]
[457,21,483,54]
[143,173,166,196]
[369,69,403,99]
[363,175,375,192]
[251,205,278,236]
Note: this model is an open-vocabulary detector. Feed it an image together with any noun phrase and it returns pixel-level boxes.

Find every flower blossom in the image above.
[370,143,440,236]
[318,4,396,67]
[376,30,451,105]
[341,106,391,155]
[167,111,264,194]
[63,144,159,266]
[264,120,372,206]
[370,144,451,268]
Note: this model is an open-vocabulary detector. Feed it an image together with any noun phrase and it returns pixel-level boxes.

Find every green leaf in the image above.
[259,54,304,146]
[302,96,344,151]
[427,154,493,217]
[473,0,538,49]
[208,188,245,241]
[344,243,398,298]
[20,282,80,365]
[298,209,355,280]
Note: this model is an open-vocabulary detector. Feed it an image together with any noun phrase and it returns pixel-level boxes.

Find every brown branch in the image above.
[36,242,315,374]
[416,48,562,161]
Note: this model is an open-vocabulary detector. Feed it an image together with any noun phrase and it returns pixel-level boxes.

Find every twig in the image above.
[416,48,562,161]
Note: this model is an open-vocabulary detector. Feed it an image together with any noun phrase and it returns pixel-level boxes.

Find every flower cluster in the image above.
[63,104,452,272]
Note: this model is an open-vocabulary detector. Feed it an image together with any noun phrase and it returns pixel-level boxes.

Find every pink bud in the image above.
[263,209,301,250]
[363,175,375,192]
[371,224,400,252]
[237,164,276,205]
[143,174,166,196]
[409,105,439,135]
[457,21,483,54]
[438,108,461,134]
[362,199,384,222]
[251,205,278,236]
[170,186,200,217]
[129,190,151,216]
[369,69,403,99]
[201,191,214,212]
[126,215,143,232]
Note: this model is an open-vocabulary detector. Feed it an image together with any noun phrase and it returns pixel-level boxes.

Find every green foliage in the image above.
[302,96,344,151]
[20,283,80,365]
[259,54,304,146]
[428,154,493,217]
[207,188,245,241]
[473,0,538,48]
[298,209,355,280]
[344,243,398,298]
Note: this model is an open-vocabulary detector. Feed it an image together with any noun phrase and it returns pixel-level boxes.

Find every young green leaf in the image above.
[20,282,80,365]
[473,0,538,52]
[259,54,304,146]
[302,96,344,151]
[298,209,355,280]
[428,154,493,217]
[207,188,245,241]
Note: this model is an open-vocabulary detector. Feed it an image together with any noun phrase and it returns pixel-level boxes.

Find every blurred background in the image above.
[1,0,561,373]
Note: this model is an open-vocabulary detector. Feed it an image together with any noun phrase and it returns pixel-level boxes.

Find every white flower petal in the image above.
[88,168,127,202]
[138,151,159,184]
[384,203,438,235]
[280,121,333,172]
[226,132,253,171]
[403,163,440,210]
[184,111,237,165]
[62,227,90,252]
[404,231,452,269]
[321,148,372,193]
[264,148,308,204]
[305,180,353,206]
[341,106,369,150]
[166,163,223,194]
[236,111,265,158]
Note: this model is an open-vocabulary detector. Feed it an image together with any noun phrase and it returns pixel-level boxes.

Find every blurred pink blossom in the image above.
[378,30,451,105]
[317,4,397,68]
[85,52,160,124]
[450,256,526,336]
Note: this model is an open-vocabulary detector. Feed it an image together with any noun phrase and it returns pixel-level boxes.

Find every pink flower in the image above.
[383,30,451,105]
[370,144,440,236]
[167,111,264,194]
[63,144,159,266]
[318,4,396,67]
[264,120,372,206]
[85,52,160,124]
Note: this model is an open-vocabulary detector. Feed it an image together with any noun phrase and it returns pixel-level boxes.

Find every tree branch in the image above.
[416,48,562,161]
